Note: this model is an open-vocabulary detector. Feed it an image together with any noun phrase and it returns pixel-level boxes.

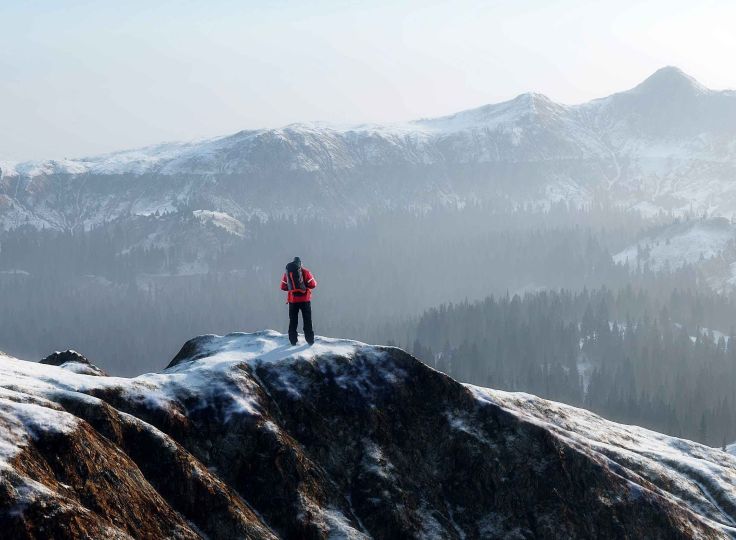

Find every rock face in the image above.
[2,331,736,538]
[3,67,736,231]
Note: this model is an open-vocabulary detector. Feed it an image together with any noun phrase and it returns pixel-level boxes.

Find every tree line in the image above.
[0,204,651,375]
[407,287,736,446]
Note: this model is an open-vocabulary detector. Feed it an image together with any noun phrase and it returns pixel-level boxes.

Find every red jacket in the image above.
[280,267,317,303]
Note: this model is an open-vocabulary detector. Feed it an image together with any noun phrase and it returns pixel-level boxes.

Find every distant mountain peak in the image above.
[631,66,708,96]
[515,91,553,103]
[414,91,562,133]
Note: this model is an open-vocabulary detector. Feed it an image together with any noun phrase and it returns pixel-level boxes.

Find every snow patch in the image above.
[445,411,492,445]
[0,332,386,439]
[192,210,245,236]
[322,507,369,540]
[614,219,735,270]
[362,440,395,480]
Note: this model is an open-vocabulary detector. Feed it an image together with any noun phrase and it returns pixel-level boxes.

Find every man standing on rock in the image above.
[280,257,317,346]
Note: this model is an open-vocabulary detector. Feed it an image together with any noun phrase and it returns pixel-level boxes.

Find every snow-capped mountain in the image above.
[2,331,736,538]
[2,66,736,231]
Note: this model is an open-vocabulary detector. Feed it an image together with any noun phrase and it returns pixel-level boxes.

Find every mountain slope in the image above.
[3,67,736,230]
[2,331,736,538]
[614,217,736,290]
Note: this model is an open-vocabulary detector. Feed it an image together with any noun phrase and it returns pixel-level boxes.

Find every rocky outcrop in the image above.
[2,332,736,538]
[40,350,108,376]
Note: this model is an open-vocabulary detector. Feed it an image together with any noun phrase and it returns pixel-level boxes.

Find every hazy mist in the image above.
[2,0,736,160]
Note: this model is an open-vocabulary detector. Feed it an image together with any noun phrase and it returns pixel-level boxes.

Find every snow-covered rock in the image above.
[3,66,736,231]
[2,331,736,538]
[40,350,108,376]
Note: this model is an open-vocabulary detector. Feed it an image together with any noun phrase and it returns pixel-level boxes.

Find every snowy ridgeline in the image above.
[474,386,736,533]
[1,67,734,180]
[0,332,365,449]
[3,67,736,231]
[2,330,736,536]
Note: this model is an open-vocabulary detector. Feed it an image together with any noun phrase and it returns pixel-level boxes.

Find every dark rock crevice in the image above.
[54,395,277,539]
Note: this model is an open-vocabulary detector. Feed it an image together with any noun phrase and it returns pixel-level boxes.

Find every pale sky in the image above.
[2,0,736,161]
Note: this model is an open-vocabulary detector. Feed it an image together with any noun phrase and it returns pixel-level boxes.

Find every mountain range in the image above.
[2,332,736,538]
[2,66,736,231]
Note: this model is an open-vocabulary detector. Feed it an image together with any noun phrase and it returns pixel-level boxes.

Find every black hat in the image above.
[293,257,301,266]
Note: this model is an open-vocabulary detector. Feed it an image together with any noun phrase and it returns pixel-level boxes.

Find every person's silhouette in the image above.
[280,257,317,345]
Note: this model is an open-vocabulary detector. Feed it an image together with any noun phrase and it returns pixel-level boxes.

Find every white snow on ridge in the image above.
[0,333,372,470]
[0,353,80,470]
[613,219,736,270]
[88,138,225,176]
[192,210,245,236]
[4,67,733,181]
[165,330,365,368]
[0,161,18,179]
[0,332,375,430]
[0,159,89,178]
[411,92,563,133]
[5,67,736,231]
[471,386,736,534]
[0,331,389,477]
[0,131,257,178]
[610,218,736,292]
[0,95,561,179]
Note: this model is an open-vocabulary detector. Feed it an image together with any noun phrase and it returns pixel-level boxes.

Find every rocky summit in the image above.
[2,331,736,539]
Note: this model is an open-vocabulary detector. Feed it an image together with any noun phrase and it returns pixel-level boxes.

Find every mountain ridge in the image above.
[2,331,736,538]
[2,66,736,231]
[630,66,710,96]
[0,66,726,179]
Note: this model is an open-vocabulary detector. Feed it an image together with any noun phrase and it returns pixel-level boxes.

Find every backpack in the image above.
[285,261,307,296]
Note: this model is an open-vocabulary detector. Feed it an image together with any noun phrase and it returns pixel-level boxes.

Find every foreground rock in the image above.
[2,331,736,538]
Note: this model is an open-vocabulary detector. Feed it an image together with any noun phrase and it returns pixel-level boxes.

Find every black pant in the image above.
[288,301,314,345]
